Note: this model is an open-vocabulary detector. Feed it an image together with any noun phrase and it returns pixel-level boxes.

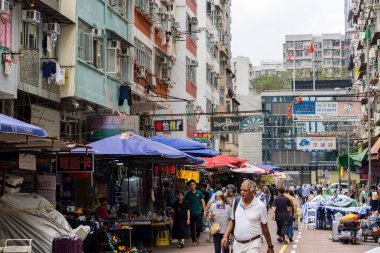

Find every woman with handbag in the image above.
[172,190,190,248]
[209,191,232,253]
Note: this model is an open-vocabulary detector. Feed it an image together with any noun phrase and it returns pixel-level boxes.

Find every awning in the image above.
[255,164,281,173]
[0,113,47,137]
[74,132,204,165]
[230,164,269,175]
[201,155,247,168]
[350,147,368,166]
[150,136,219,157]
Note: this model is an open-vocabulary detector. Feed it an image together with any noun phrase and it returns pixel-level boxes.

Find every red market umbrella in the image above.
[230,164,269,175]
[201,155,247,168]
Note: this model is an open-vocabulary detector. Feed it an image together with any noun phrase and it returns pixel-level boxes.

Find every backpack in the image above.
[233,195,242,218]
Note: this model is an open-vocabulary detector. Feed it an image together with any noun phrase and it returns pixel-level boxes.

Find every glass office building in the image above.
[261,81,358,184]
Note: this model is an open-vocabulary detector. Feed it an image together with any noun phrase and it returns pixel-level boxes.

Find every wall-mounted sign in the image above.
[211,115,263,133]
[154,165,177,176]
[296,137,336,151]
[19,154,36,171]
[192,132,213,143]
[179,170,200,183]
[57,154,93,173]
[87,116,140,142]
[292,101,361,122]
[154,120,183,132]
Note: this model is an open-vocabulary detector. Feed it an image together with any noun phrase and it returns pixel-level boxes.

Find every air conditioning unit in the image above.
[120,47,131,56]
[207,64,214,70]
[44,23,61,35]
[109,40,122,50]
[0,0,9,14]
[190,60,198,67]
[209,33,215,39]
[137,66,146,78]
[214,73,221,79]
[191,17,198,26]
[161,13,170,21]
[22,10,41,24]
[172,21,181,28]
[92,28,104,38]
[158,7,165,13]
[160,57,168,64]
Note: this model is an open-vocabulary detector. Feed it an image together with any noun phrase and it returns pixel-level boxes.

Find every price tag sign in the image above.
[179,170,200,183]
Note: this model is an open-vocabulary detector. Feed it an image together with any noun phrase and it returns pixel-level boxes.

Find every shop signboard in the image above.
[87,116,140,142]
[211,115,263,133]
[154,165,177,176]
[19,154,36,171]
[292,101,361,122]
[57,154,93,173]
[296,137,336,151]
[154,119,183,132]
[192,132,213,144]
[179,170,200,183]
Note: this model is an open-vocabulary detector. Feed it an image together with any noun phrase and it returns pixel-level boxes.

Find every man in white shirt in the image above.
[221,180,274,253]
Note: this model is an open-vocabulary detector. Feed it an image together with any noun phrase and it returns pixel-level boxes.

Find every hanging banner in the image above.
[179,170,200,183]
[87,116,140,142]
[292,101,361,122]
[19,154,36,171]
[154,119,184,132]
[192,132,213,144]
[154,165,177,176]
[57,154,93,173]
[296,137,336,151]
[211,115,263,133]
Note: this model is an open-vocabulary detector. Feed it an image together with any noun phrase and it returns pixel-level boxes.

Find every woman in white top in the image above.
[209,191,232,253]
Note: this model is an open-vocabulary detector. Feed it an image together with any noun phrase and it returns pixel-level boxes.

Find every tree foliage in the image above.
[250,72,291,93]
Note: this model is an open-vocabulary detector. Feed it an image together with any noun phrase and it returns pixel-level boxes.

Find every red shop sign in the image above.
[154,165,177,176]
[58,154,93,173]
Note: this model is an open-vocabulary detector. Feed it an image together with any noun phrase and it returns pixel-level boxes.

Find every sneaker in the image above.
[192,241,197,246]
[277,237,283,243]
[196,237,200,246]
[284,238,289,245]
[289,238,293,242]
[179,242,184,248]
[171,239,179,244]
[206,238,213,243]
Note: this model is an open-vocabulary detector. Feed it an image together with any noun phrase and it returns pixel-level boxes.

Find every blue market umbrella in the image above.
[150,136,219,157]
[74,132,204,165]
[0,113,47,137]
[255,164,281,173]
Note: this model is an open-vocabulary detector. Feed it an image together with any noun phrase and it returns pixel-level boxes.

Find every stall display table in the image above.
[127,220,172,247]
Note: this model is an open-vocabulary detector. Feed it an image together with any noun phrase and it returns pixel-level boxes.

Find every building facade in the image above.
[252,60,284,78]
[261,81,361,184]
[283,34,348,80]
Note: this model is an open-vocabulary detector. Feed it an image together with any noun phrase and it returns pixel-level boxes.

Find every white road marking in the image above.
[297,235,301,239]
[295,239,299,243]
[293,245,298,249]
[298,231,302,234]
[291,251,296,253]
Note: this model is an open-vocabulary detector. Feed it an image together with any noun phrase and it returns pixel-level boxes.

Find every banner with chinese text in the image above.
[57,154,94,173]
[296,137,336,151]
[154,120,184,132]
[292,101,361,122]
[192,132,213,143]
[154,165,177,176]
[179,170,200,183]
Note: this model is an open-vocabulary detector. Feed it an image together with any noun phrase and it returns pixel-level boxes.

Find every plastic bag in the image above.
[341,213,358,221]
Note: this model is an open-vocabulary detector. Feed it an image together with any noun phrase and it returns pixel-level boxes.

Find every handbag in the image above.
[210,222,221,235]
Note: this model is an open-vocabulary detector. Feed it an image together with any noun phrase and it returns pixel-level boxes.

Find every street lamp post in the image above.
[366,30,372,193]
[347,129,351,192]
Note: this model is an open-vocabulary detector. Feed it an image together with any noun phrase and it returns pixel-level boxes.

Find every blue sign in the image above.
[293,102,316,115]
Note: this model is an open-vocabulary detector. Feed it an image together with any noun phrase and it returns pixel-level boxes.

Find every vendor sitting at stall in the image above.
[97,197,109,220]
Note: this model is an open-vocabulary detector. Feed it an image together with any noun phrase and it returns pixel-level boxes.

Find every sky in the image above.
[231,0,346,65]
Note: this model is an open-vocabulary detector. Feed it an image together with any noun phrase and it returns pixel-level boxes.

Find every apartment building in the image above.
[231,56,262,163]
[283,34,347,80]
[252,60,285,78]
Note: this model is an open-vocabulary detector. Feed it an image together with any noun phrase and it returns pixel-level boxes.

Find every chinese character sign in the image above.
[296,137,336,151]
[154,165,177,176]
[192,132,213,143]
[292,101,361,122]
[179,170,200,183]
[58,154,93,172]
[155,120,184,132]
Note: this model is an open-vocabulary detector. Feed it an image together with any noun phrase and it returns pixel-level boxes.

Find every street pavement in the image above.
[154,209,380,253]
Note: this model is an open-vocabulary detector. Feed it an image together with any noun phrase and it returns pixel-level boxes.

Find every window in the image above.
[206,0,212,14]
[107,47,118,73]
[78,30,93,62]
[42,33,58,59]
[134,38,152,70]
[135,0,150,14]
[186,57,196,84]
[206,65,212,84]
[108,0,129,17]
[206,99,212,113]
[155,55,170,80]
[0,13,11,48]
[21,22,39,51]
